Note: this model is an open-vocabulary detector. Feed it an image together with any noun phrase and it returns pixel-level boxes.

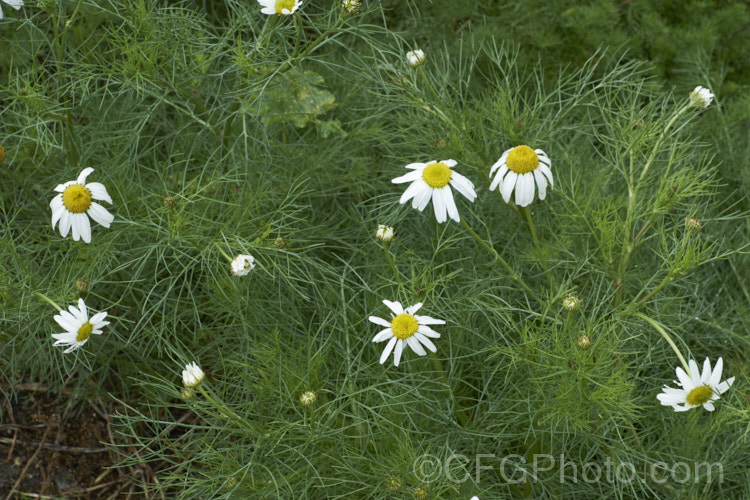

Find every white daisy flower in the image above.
[52,298,109,353]
[0,0,23,20]
[657,357,735,412]
[375,224,395,242]
[369,300,445,367]
[406,49,425,67]
[231,254,255,276]
[256,0,301,15]
[392,159,477,223]
[689,86,713,109]
[50,167,114,244]
[182,361,205,388]
[489,145,553,207]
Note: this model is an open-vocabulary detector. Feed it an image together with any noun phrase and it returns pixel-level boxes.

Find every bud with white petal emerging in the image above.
[341,0,360,14]
[406,49,425,67]
[231,254,255,276]
[577,334,592,351]
[689,86,713,109]
[182,361,205,388]
[562,294,581,312]
[375,224,394,242]
[299,390,316,406]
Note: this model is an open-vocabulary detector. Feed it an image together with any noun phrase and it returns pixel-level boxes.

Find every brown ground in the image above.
[0,384,165,499]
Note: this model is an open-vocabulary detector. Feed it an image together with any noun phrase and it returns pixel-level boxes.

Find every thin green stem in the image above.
[197,385,258,432]
[520,206,555,293]
[460,218,543,305]
[33,292,63,312]
[430,356,468,427]
[418,65,441,104]
[213,242,233,262]
[624,274,673,313]
[634,313,690,373]
[381,241,400,284]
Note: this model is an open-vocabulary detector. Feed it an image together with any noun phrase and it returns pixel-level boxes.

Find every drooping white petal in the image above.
[86,182,112,204]
[404,162,427,170]
[441,186,460,222]
[392,169,424,184]
[76,167,94,184]
[59,210,72,238]
[5,0,24,9]
[449,171,477,202]
[406,336,426,356]
[489,165,508,191]
[77,213,92,243]
[538,164,554,188]
[414,332,437,352]
[372,329,394,343]
[393,339,404,366]
[500,171,517,203]
[398,178,424,204]
[432,187,447,223]
[87,202,114,228]
[514,173,534,207]
[380,337,397,364]
[412,183,432,211]
[533,168,548,200]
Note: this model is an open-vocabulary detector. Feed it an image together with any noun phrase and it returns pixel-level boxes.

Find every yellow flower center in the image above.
[422,162,452,188]
[506,145,539,174]
[76,322,94,342]
[390,313,419,340]
[686,385,713,406]
[275,0,296,14]
[62,184,92,214]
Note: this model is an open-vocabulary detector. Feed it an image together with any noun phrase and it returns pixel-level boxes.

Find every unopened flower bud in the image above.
[163,196,177,209]
[414,485,429,500]
[577,334,592,351]
[689,86,713,109]
[375,224,394,242]
[274,236,287,248]
[75,278,89,293]
[299,390,316,406]
[562,294,581,311]
[386,476,402,491]
[685,217,703,231]
[406,49,425,67]
[341,0,360,14]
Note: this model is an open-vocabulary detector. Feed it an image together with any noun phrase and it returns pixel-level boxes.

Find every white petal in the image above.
[86,182,112,204]
[703,401,715,411]
[406,303,423,315]
[71,214,81,241]
[688,359,701,385]
[538,164,554,188]
[416,315,445,325]
[414,332,437,352]
[675,366,693,390]
[51,204,64,230]
[77,298,87,318]
[373,329,394,343]
[77,214,91,243]
[701,358,713,385]
[417,325,441,338]
[59,210,72,238]
[489,158,505,177]
[449,172,477,202]
[392,170,423,184]
[710,357,724,386]
[382,300,403,315]
[90,311,108,324]
[413,183,432,211]
[443,159,457,167]
[441,187,460,222]
[716,377,734,394]
[500,171,517,203]
[77,167,94,184]
[398,180,424,204]
[87,202,114,228]
[368,316,391,327]
[380,337,397,364]
[404,162,427,170]
[393,340,404,366]
[489,165,508,192]
[432,188,447,223]
[5,0,24,9]
[53,314,77,332]
[407,336,426,356]
[515,173,534,207]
